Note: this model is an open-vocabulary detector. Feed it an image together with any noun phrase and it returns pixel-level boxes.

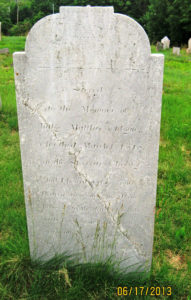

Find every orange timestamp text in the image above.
[117,286,172,296]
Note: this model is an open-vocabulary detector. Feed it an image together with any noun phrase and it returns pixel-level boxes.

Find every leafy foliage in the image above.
[144,0,191,44]
[0,0,190,44]
[0,2,12,34]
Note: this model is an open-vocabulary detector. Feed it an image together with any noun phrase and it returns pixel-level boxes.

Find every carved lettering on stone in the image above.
[13,6,164,272]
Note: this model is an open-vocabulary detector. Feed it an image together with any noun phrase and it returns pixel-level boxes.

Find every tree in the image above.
[143,0,170,43]
[10,2,32,24]
[0,0,190,43]
[168,0,191,45]
[0,2,12,34]
[30,0,148,25]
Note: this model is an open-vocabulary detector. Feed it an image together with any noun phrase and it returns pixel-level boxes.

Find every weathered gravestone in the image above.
[186,38,191,54]
[156,41,163,51]
[13,6,164,272]
[0,48,9,54]
[188,38,191,49]
[173,47,180,56]
[161,36,170,49]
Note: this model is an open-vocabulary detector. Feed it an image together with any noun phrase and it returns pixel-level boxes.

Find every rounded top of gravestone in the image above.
[23,6,151,70]
[161,36,170,42]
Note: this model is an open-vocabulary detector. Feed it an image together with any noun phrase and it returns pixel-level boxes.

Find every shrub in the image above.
[8,20,32,36]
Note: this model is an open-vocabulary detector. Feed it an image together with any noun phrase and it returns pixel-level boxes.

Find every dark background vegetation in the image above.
[0,0,191,45]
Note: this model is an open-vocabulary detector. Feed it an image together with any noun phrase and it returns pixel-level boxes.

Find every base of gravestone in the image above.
[0,48,9,54]
[31,251,151,279]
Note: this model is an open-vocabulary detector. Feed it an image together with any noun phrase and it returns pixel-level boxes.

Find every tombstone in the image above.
[156,41,163,51]
[188,38,191,49]
[13,6,164,272]
[0,22,1,41]
[161,36,170,49]
[0,48,9,54]
[186,38,191,54]
[173,47,180,56]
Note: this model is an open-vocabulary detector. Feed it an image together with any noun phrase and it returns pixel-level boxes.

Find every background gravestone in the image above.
[0,48,9,54]
[156,41,163,51]
[173,47,180,56]
[13,6,164,272]
[188,38,191,49]
[161,36,170,49]
[186,38,191,54]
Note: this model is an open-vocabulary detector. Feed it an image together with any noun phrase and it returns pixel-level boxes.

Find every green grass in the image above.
[0,37,191,299]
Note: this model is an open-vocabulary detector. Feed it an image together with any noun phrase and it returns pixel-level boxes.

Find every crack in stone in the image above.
[68,150,93,189]
[22,99,63,145]
[97,193,147,259]
[22,99,146,259]
[67,150,132,252]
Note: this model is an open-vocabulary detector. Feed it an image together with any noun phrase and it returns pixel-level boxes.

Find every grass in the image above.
[0,36,191,299]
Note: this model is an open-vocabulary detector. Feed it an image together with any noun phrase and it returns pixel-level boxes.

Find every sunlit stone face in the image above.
[13,6,164,272]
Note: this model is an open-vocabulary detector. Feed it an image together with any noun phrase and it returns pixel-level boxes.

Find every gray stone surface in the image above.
[156,41,163,51]
[13,6,164,272]
[161,36,170,49]
[186,38,191,54]
[173,47,180,55]
[0,48,9,54]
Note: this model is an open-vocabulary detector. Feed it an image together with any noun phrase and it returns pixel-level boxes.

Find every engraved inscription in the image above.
[14,6,163,271]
